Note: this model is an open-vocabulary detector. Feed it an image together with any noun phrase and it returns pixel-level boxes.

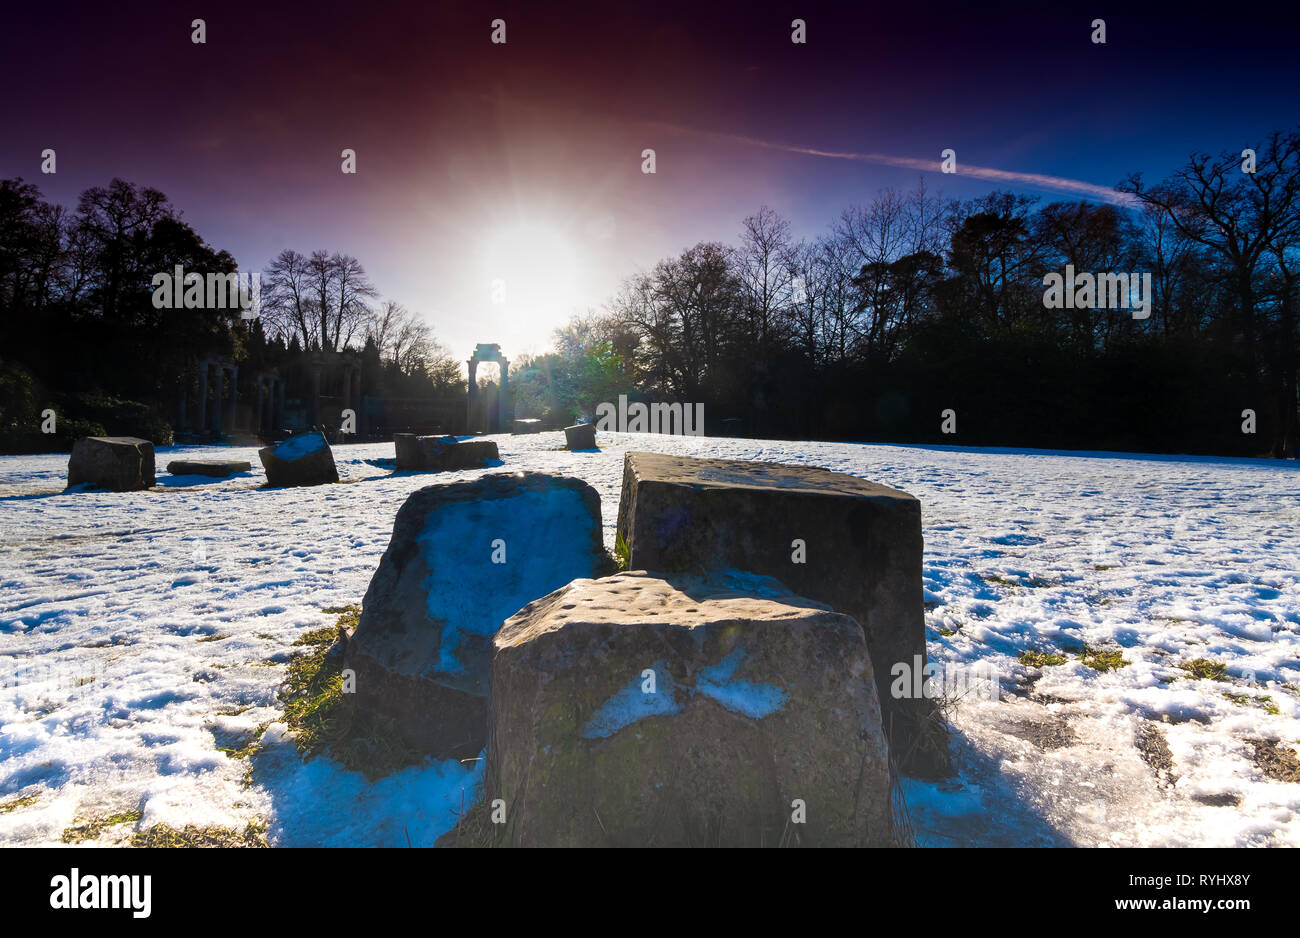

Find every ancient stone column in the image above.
[498,357,510,433]
[198,360,209,433]
[255,376,265,437]
[213,366,224,437]
[466,358,479,432]
[229,365,239,431]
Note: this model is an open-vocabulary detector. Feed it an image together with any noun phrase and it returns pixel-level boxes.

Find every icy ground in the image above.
[2,434,1298,847]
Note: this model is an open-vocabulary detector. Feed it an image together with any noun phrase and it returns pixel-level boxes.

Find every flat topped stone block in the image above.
[480,570,892,847]
[66,436,156,492]
[347,471,609,759]
[616,451,948,777]
[563,423,597,450]
[394,434,499,471]
[511,418,542,435]
[258,431,338,488]
[166,459,252,477]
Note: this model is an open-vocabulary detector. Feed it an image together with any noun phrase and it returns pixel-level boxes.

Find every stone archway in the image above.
[467,343,510,433]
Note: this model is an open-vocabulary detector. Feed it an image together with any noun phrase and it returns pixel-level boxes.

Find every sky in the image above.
[2,0,1297,359]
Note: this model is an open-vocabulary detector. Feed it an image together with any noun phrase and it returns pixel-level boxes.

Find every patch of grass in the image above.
[61,809,143,843]
[937,627,957,637]
[130,820,267,848]
[216,704,253,717]
[1080,645,1128,671]
[73,676,96,687]
[1247,739,1300,784]
[1179,658,1229,681]
[1226,692,1280,715]
[270,606,424,780]
[614,530,631,571]
[217,722,270,760]
[1020,649,1067,668]
[981,573,1020,588]
[196,633,230,643]
[0,792,39,814]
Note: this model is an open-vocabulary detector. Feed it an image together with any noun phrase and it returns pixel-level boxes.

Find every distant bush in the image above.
[57,393,173,446]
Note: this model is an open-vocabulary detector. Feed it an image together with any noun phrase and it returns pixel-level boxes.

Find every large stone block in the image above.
[480,571,892,847]
[347,472,608,759]
[615,451,947,776]
[66,437,156,492]
[258,431,338,487]
[394,433,499,471]
[563,423,596,450]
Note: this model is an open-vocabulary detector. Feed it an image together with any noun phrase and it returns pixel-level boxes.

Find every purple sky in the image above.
[3,0,1296,356]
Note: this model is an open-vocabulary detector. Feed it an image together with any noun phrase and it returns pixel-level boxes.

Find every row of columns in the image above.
[195,358,237,436]
[255,373,285,438]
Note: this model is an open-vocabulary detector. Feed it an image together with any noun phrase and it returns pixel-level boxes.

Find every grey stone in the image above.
[615,451,948,777]
[512,418,542,434]
[258,431,339,488]
[66,437,156,492]
[166,460,252,477]
[347,471,608,759]
[394,434,499,471]
[564,423,597,450]
[479,570,893,847]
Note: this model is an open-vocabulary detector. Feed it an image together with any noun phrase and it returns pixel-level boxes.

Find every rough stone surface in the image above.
[481,570,893,847]
[166,459,252,477]
[512,418,542,434]
[258,431,339,488]
[347,471,608,759]
[394,434,500,471]
[563,423,597,450]
[66,437,156,492]
[615,450,947,776]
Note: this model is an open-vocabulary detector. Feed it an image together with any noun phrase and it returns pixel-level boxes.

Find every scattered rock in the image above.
[347,472,607,759]
[258,431,338,487]
[563,423,597,450]
[66,436,156,492]
[477,570,892,847]
[166,460,252,477]
[394,433,499,471]
[615,451,947,776]
[1003,716,1077,751]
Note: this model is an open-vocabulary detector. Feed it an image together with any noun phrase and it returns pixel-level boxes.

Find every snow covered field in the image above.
[2,433,1298,847]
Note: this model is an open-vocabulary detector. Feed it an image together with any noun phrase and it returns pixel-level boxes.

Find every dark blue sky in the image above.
[2,0,1296,353]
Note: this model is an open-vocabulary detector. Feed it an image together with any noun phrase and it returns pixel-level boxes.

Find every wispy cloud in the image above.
[648,122,1136,206]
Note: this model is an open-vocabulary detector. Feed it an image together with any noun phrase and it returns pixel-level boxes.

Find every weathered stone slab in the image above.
[615,451,947,776]
[258,431,338,487]
[563,423,596,450]
[480,570,892,847]
[394,434,499,471]
[347,472,608,759]
[511,418,542,434]
[66,437,156,492]
[166,459,252,477]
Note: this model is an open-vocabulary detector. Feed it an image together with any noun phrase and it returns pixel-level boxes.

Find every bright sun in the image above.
[482,222,580,316]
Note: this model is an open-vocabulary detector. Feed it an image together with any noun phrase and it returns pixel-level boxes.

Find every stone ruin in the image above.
[66,436,156,492]
[348,450,947,847]
[393,433,499,472]
[258,430,339,487]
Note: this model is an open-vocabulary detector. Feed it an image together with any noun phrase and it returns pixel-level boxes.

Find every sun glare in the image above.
[482,222,580,317]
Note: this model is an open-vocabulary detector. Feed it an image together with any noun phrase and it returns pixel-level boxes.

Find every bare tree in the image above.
[262,249,377,352]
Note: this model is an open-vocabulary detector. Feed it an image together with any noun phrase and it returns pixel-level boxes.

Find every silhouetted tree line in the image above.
[0,178,461,451]
[547,130,1299,457]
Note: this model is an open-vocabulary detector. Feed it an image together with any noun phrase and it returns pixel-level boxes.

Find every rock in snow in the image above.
[393,433,500,471]
[482,570,893,847]
[258,431,339,488]
[66,436,156,492]
[346,471,608,758]
[615,450,947,776]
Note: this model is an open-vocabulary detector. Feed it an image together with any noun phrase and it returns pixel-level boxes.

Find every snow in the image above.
[1,433,1298,846]
[271,432,326,461]
[415,486,598,675]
